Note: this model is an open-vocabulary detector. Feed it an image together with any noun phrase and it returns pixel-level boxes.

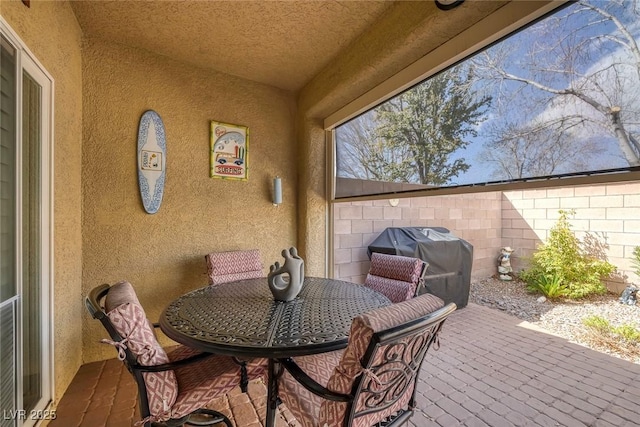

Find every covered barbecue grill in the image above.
[367,227,473,308]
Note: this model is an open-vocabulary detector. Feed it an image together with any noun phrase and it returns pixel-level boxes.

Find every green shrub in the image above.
[525,273,568,299]
[632,246,640,277]
[613,324,640,343]
[582,315,610,334]
[581,316,640,359]
[583,315,640,344]
[520,210,616,299]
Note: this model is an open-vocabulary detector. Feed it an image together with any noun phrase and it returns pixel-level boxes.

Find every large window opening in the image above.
[334,0,640,199]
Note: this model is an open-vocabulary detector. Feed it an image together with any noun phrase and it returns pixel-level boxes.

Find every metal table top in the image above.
[160,276,391,358]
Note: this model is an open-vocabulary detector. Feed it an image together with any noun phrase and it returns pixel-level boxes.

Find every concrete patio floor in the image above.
[50,303,640,426]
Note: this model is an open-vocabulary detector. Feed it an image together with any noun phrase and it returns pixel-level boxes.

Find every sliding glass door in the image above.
[1,32,19,427]
[0,21,53,427]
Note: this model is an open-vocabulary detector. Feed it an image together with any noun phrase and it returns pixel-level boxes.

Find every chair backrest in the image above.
[364,252,426,303]
[85,281,178,421]
[319,293,456,427]
[205,249,263,286]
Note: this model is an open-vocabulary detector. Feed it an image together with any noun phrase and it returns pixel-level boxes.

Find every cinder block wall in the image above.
[333,192,503,284]
[502,182,640,291]
[333,181,639,290]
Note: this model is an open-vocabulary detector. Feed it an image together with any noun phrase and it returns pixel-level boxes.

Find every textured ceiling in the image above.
[70,0,396,91]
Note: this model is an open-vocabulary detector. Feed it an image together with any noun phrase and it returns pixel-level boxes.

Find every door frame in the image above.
[0,16,55,423]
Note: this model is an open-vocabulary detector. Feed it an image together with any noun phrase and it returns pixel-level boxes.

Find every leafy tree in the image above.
[336,64,490,185]
[373,65,491,185]
[336,114,416,182]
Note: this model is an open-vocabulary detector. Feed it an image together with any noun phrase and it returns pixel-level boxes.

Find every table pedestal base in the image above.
[266,359,282,427]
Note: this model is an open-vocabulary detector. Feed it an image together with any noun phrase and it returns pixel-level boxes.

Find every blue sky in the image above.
[337,0,640,188]
[450,0,639,185]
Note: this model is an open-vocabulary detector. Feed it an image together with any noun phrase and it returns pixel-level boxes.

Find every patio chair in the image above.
[364,252,427,303]
[205,249,263,286]
[276,293,456,427]
[85,281,267,427]
[204,249,267,388]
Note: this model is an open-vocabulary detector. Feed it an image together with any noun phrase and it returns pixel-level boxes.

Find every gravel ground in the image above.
[469,277,640,364]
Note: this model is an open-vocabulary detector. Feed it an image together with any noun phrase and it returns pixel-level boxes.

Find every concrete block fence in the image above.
[333,181,639,291]
[333,192,503,284]
[501,182,640,292]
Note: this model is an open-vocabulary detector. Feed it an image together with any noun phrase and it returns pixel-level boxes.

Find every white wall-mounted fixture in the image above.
[389,198,399,207]
[273,176,282,206]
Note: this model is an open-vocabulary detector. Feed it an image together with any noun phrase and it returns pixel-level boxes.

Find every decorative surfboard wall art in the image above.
[137,110,167,214]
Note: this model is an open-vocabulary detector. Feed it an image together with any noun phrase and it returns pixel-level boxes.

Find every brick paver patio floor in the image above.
[51,303,640,426]
[410,303,640,426]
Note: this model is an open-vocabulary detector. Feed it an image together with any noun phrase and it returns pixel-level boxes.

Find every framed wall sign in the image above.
[210,120,249,180]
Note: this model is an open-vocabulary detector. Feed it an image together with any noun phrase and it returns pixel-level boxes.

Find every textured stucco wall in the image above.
[81,37,297,362]
[296,1,507,274]
[1,0,84,404]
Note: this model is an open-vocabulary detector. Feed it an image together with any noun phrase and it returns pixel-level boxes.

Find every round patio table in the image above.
[159,276,391,427]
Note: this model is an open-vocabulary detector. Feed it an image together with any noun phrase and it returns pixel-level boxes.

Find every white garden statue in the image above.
[497,246,514,281]
[268,247,305,301]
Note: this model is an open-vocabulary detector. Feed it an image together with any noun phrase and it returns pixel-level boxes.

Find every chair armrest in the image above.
[279,358,352,402]
[133,352,216,373]
[415,261,429,296]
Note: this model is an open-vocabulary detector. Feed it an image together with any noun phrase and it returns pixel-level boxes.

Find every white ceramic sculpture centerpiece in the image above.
[268,247,305,302]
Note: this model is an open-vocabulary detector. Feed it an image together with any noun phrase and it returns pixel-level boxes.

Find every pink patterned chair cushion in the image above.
[104,282,178,421]
[167,346,268,420]
[278,350,344,427]
[363,276,415,304]
[104,280,141,311]
[364,253,425,303]
[279,293,445,427]
[205,249,264,286]
[104,281,269,423]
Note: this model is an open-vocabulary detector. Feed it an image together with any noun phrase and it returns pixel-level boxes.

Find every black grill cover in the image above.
[367,227,473,308]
